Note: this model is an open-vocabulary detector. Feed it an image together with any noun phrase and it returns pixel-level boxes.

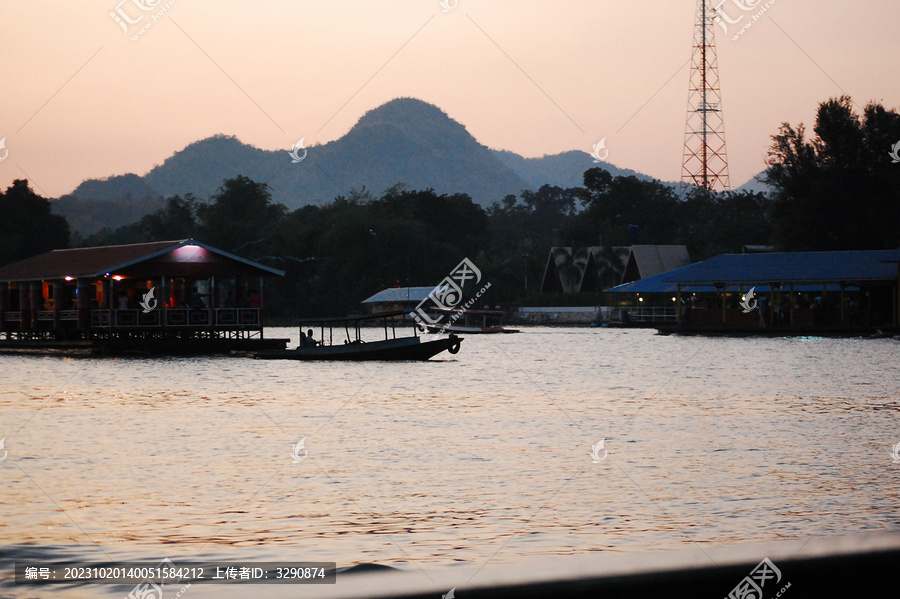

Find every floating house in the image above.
[0,239,288,355]
[606,249,900,334]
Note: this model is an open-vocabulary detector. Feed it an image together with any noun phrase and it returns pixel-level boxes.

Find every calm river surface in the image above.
[1,327,899,597]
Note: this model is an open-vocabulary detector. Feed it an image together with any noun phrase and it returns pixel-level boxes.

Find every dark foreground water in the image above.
[1,327,899,597]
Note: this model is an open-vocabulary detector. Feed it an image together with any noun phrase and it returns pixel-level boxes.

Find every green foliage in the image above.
[765,96,900,250]
[565,170,683,246]
[268,187,490,316]
[81,194,201,246]
[138,195,200,241]
[0,180,70,266]
[681,187,772,258]
[196,175,287,253]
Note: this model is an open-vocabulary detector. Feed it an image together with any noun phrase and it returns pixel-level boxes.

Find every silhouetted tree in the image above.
[681,187,771,259]
[137,194,200,241]
[197,176,287,253]
[374,187,489,260]
[268,186,490,316]
[765,96,900,250]
[0,180,70,265]
[564,168,682,246]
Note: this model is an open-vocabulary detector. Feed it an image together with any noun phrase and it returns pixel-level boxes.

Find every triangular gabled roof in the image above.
[541,245,667,293]
[0,239,284,282]
[582,246,630,291]
[539,247,571,293]
[621,245,691,284]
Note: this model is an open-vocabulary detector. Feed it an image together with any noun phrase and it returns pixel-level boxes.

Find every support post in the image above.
[0,282,7,332]
[20,284,32,330]
[789,284,795,325]
[259,276,264,337]
[77,279,91,330]
[721,286,727,323]
[236,276,248,308]
[894,282,898,327]
[895,267,899,327]
[30,282,42,330]
[840,284,845,325]
[676,285,682,325]
[53,279,64,331]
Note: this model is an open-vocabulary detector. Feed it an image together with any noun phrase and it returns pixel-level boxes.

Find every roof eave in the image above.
[186,240,285,277]
[664,277,895,285]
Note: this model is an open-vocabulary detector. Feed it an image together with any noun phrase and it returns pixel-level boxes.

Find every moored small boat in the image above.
[252,311,463,361]
[425,308,519,334]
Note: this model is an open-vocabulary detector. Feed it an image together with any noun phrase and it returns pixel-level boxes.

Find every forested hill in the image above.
[52,98,671,235]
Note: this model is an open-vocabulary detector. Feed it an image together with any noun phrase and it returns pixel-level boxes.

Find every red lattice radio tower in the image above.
[682,0,730,191]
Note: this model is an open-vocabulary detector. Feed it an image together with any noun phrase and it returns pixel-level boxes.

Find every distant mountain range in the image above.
[50,97,769,235]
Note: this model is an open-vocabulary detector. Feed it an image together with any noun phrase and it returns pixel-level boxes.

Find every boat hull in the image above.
[426,325,519,334]
[252,335,462,361]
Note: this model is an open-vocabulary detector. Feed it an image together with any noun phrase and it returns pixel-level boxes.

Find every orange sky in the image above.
[1,0,898,198]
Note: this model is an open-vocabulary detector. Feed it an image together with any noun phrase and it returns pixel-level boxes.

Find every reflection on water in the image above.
[1,328,899,596]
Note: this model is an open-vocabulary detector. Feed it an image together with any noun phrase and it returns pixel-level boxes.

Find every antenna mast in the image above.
[682,0,730,191]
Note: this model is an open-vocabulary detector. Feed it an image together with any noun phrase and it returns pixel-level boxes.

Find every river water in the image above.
[1,327,899,597]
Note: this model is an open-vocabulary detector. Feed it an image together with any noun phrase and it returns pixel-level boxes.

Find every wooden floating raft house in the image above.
[0,239,289,355]
[606,249,900,336]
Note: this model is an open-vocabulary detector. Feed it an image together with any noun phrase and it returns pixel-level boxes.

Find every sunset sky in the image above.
[1,0,898,199]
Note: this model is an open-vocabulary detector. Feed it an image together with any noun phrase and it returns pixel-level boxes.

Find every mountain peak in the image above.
[356,97,451,123]
[350,97,469,140]
[52,97,675,236]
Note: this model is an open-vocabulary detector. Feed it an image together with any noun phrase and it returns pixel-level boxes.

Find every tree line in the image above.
[2,96,898,317]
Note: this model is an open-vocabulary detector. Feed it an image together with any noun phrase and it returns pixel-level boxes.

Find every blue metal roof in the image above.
[607,264,712,294]
[607,249,900,294]
[665,250,900,285]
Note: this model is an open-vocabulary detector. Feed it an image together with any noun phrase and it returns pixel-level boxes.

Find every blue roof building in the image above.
[607,249,900,332]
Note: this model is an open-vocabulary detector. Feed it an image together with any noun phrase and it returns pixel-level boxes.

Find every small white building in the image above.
[361,287,435,314]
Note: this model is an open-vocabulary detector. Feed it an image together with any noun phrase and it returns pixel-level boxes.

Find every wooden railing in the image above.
[89,308,260,328]
[598,306,678,323]
[620,307,678,322]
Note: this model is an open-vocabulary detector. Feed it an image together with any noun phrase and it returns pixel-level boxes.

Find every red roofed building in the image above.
[0,239,287,354]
